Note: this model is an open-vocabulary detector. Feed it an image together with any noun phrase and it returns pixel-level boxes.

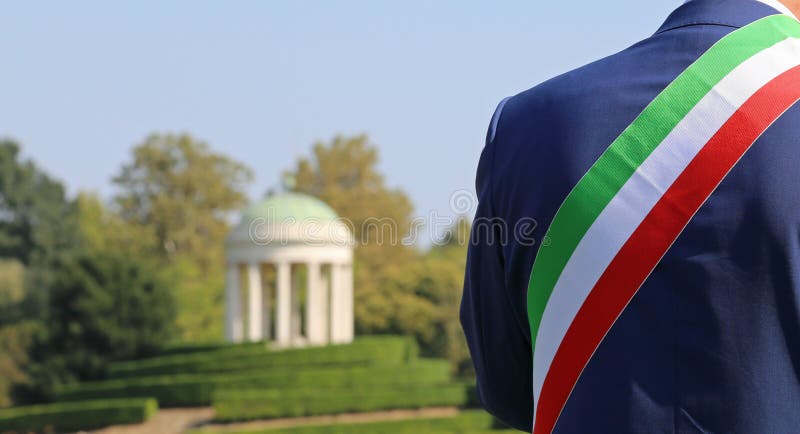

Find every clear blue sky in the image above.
[1,1,678,227]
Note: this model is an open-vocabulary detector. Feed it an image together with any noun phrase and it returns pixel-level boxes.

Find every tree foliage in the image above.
[0,322,35,408]
[372,218,472,373]
[40,250,175,381]
[0,138,218,403]
[0,260,25,326]
[0,141,76,266]
[113,133,252,262]
[0,140,80,321]
[112,133,253,341]
[0,140,82,405]
[74,193,158,259]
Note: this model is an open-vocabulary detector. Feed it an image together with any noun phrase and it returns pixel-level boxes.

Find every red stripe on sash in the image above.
[534,65,800,434]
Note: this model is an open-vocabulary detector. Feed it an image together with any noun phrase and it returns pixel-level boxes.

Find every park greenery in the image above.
[1,336,492,433]
[0,133,474,429]
[193,410,516,434]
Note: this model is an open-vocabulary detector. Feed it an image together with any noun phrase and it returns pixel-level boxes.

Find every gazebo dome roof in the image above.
[227,192,352,248]
[242,192,339,224]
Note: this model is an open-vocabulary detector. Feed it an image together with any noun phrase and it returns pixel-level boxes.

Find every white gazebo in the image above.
[224,192,354,347]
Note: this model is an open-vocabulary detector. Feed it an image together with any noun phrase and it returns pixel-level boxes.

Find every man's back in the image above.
[461,1,800,432]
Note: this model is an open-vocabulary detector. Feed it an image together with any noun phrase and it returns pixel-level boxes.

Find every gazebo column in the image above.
[225,264,243,342]
[343,263,354,342]
[291,267,302,340]
[330,263,349,344]
[306,262,327,344]
[329,264,344,344]
[247,263,263,342]
[262,270,272,340]
[275,260,292,345]
[319,271,330,343]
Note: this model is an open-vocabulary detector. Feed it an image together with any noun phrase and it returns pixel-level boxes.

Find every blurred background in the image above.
[1,1,677,433]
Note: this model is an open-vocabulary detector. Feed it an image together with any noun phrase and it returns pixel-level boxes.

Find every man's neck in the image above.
[781,0,800,18]
[765,0,800,18]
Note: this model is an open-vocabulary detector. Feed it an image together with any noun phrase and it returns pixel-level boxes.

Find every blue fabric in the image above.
[459,1,800,432]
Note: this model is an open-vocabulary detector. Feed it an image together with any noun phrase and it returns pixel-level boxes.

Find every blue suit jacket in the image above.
[460,1,800,432]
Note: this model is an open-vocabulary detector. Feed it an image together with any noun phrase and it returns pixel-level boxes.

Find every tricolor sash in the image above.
[527,14,800,434]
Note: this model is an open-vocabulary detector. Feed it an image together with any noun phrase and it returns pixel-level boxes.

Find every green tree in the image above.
[0,140,79,319]
[112,134,253,341]
[40,250,176,381]
[377,218,472,373]
[74,193,158,258]
[284,135,415,333]
[429,217,472,375]
[0,259,33,407]
[0,259,25,326]
[0,322,36,408]
[0,140,77,266]
[0,260,33,407]
[0,140,81,405]
[113,133,252,262]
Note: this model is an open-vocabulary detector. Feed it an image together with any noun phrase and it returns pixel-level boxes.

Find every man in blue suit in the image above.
[460,1,800,432]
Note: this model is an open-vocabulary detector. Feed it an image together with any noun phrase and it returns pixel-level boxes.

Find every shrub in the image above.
[56,360,449,407]
[156,341,238,357]
[212,382,475,422]
[191,410,512,434]
[107,336,418,379]
[0,398,157,432]
[41,250,176,380]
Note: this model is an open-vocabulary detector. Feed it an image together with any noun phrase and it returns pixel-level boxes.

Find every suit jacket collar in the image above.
[656,0,792,34]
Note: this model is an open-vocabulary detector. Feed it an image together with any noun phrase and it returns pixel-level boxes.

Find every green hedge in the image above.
[213,382,475,422]
[56,360,450,407]
[193,410,515,434]
[155,341,243,356]
[0,398,157,432]
[108,336,418,379]
[193,411,480,434]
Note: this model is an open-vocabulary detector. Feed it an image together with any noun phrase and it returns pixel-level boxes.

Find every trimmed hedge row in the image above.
[156,341,245,357]
[56,360,451,407]
[213,382,476,422]
[193,410,514,434]
[0,398,157,432]
[108,336,418,379]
